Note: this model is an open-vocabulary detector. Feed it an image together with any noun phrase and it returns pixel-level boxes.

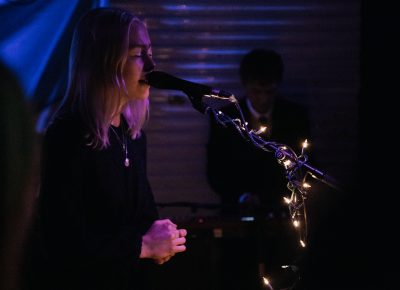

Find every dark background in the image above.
[1,0,393,289]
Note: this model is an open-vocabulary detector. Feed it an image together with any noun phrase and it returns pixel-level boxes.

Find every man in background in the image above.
[206,48,310,290]
[207,48,310,216]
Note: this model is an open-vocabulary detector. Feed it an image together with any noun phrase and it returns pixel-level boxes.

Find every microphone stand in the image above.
[201,94,341,289]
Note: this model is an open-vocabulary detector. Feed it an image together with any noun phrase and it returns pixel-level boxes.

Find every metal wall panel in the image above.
[111,0,360,217]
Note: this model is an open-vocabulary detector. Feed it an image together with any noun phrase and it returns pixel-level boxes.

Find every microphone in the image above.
[145,70,233,99]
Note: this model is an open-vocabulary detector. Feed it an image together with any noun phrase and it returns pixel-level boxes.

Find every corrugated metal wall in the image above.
[111,0,360,217]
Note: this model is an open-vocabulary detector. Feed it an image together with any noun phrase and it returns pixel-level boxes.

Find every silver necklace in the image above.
[110,124,130,167]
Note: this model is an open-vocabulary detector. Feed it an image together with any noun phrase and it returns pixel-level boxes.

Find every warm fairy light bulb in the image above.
[293,220,300,227]
[263,277,270,286]
[283,197,291,204]
[256,126,267,135]
[262,277,274,290]
[300,240,306,247]
[302,139,309,148]
[283,160,292,168]
[302,182,311,188]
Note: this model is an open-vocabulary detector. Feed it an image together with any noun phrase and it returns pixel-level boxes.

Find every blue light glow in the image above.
[0,0,79,98]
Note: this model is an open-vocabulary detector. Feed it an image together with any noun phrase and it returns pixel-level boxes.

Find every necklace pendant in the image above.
[124,157,130,167]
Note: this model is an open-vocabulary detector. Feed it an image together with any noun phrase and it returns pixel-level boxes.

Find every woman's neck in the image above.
[111,102,128,127]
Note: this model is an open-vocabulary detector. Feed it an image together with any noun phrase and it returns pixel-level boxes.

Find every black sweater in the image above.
[33,113,158,290]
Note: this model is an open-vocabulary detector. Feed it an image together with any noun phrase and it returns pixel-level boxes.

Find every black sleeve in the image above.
[39,120,144,265]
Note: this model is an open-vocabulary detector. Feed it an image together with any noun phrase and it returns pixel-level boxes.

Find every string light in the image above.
[255,126,267,135]
[207,102,329,290]
[262,277,274,290]
[283,159,292,168]
[301,139,309,155]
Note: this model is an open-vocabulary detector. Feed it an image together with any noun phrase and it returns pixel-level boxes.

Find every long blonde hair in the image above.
[60,8,149,149]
